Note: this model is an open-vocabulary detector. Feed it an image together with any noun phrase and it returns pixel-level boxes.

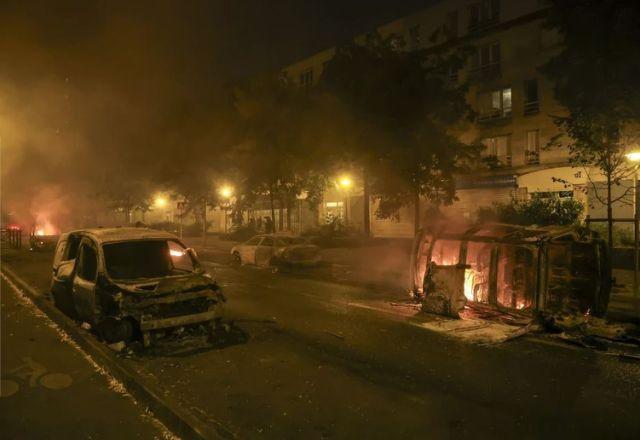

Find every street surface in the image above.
[2,247,640,439]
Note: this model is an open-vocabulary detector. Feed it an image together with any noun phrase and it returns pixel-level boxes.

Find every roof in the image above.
[72,227,177,244]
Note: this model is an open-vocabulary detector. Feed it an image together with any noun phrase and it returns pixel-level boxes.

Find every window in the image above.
[482,135,511,167]
[478,87,511,120]
[469,0,500,31]
[299,69,313,88]
[66,234,81,260]
[78,244,98,281]
[448,64,459,83]
[445,11,458,39]
[524,79,539,114]
[408,25,421,49]
[103,240,195,279]
[245,236,262,245]
[470,43,500,80]
[525,130,540,164]
[168,241,194,273]
[260,237,274,247]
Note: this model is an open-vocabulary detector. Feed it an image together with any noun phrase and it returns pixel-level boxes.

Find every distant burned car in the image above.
[410,223,611,318]
[29,228,58,252]
[50,227,225,346]
[231,234,321,268]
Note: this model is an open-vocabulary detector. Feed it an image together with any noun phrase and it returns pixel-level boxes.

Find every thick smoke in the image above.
[0,0,432,231]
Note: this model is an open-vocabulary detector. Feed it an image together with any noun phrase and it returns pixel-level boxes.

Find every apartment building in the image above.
[282,0,621,237]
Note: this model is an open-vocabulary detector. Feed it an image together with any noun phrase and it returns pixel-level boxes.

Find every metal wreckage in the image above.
[409,223,612,319]
[51,228,228,348]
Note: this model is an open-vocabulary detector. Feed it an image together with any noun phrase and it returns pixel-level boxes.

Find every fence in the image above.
[1,227,23,249]
[585,215,639,316]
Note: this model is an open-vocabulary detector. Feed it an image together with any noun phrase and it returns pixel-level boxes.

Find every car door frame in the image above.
[72,237,101,324]
[240,235,262,265]
[255,236,275,267]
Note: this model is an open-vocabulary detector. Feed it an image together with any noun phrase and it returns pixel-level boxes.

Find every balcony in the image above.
[524,100,540,115]
[478,107,512,123]
[482,154,512,168]
[468,17,499,34]
[525,150,540,165]
[469,63,501,81]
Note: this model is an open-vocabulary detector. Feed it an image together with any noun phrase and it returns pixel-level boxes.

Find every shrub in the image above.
[476,195,584,226]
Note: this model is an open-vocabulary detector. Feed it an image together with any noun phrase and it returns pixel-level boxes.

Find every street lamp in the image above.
[339,176,352,189]
[338,175,352,224]
[218,185,234,233]
[154,195,167,208]
[219,185,234,199]
[626,151,640,316]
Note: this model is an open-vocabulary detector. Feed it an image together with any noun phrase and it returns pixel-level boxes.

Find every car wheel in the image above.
[231,252,241,267]
[52,288,78,320]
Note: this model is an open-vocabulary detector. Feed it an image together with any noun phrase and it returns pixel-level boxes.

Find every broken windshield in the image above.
[103,240,195,280]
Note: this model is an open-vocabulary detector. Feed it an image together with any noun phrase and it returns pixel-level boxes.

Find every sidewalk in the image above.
[0,275,173,439]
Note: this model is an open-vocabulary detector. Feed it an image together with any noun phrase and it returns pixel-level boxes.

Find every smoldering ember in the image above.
[2,1,640,439]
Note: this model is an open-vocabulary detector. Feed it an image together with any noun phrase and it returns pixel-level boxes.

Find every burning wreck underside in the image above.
[410,223,611,319]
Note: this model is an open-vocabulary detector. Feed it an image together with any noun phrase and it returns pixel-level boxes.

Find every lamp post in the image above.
[219,185,234,233]
[338,176,352,225]
[625,152,640,316]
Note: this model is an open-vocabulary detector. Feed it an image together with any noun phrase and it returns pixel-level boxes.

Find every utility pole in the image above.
[363,168,370,237]
[635,170,639,316]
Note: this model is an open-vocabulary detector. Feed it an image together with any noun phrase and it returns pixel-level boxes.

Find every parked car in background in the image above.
[50,227,226,346]
[231,234,321,268]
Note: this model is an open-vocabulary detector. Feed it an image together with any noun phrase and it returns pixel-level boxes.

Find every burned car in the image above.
[29,227,58,252]
[410,223,611,318]
[231,234,321,268]
[50,227,225,346]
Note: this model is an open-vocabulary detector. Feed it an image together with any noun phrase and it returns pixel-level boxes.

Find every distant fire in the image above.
[170,249,185,257]
[33,218,58,236]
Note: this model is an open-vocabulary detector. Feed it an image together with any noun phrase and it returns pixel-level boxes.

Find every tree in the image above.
[319,32,476,234]
[232,74,332,231]
[541,0,640,257]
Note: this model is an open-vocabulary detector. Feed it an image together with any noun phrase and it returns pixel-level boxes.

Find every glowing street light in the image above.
[626,151,640,162]
[219,185,234,199]
[154,195,167,208]
[338,176,352,189]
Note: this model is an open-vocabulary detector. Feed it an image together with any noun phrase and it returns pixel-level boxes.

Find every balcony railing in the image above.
[525,150,540,165]
[478,107,512,123]
[483,154,512,168]
[524,100,540,115]
[469,62,501,81]
[468,17,499,34]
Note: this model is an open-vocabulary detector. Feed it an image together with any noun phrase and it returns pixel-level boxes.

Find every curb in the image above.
[1,265,237,440]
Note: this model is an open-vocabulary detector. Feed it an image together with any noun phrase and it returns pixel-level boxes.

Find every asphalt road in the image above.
[2,248,640,439]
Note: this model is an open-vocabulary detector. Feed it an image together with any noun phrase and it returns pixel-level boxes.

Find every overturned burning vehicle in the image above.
[50,227,225,346]
[410,223,611,318]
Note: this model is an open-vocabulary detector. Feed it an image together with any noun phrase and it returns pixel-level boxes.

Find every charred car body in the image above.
[410,223,611,318]
[231,234,321,268]
[50,227,225,346]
